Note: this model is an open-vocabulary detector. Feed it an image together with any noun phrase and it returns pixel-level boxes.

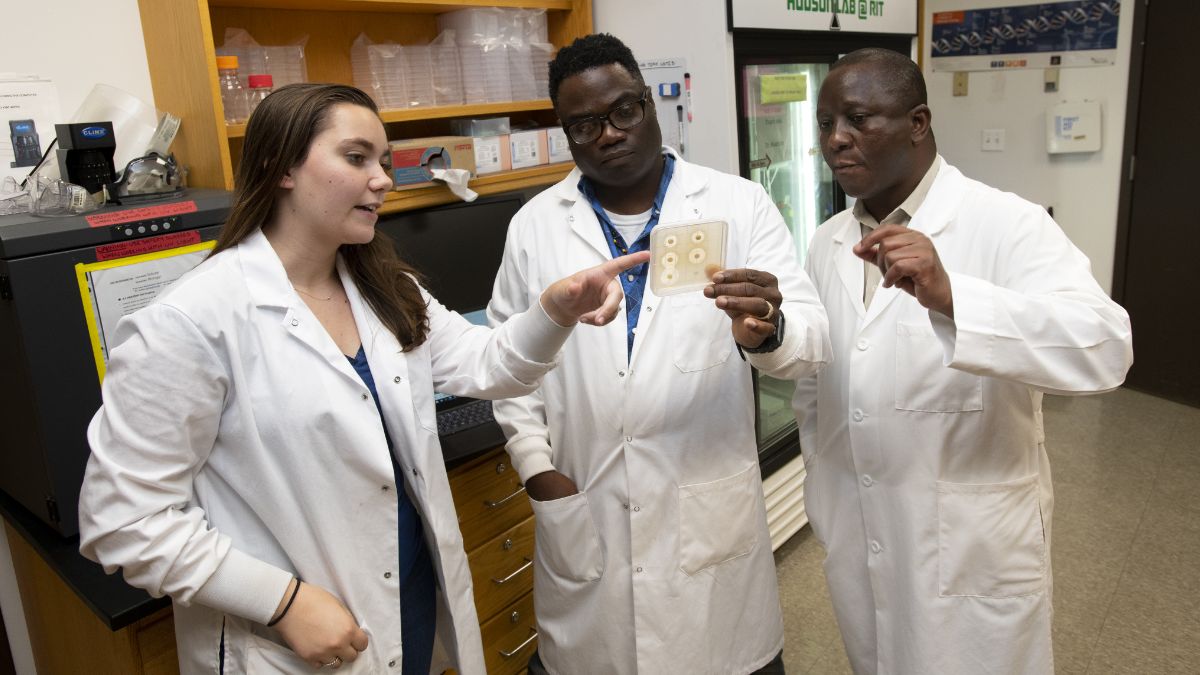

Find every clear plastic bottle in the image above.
[246,74,274,119]
[216,55,248,124]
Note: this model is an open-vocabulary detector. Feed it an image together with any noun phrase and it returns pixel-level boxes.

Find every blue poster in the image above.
[932,1,1120,60]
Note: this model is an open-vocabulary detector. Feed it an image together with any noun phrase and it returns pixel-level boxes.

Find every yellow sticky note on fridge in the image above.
[760,73,808,105]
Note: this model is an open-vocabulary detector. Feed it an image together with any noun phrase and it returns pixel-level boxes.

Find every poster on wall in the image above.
[931,0,1120,72]
[730,0,918,35]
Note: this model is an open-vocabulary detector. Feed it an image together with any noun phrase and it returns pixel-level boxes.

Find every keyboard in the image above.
[436,399,496,436]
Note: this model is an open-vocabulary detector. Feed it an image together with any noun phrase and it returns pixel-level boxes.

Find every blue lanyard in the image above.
[578,154,675,361]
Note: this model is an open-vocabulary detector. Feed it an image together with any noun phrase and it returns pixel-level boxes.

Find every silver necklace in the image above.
[293,285,334,301]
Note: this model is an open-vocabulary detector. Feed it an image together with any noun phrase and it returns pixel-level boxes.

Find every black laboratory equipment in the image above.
[0,189,231,536]
[55,121,117,194]
[8,119,42,168]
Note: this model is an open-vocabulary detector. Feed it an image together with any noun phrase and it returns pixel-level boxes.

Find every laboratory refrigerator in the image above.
[733,30,915,545]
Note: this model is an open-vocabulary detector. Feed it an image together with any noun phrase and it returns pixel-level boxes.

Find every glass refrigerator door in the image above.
[740,62,839,447]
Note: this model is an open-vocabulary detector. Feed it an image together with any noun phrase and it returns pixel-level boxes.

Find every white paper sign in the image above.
[0,76,62,184]
[730,0,918,35]
[85,249,209,363]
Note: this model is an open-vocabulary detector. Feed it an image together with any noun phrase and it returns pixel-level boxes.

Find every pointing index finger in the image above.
[602,251,652,275]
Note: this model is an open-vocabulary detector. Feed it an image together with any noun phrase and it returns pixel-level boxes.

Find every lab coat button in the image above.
[389,660,397,668]
[636,566,644,573]
[290,319,299,327]
[862,475,874,487]
[393,376,401,383]
[852,409,864,422]
[633,505,641,512]
[361,393,369,400]
[381,485,390,492]
[384,571,392,579]
[623,503,629,510]
[870,541,882,554]
[618,370,626,377]
[624,436,633,443]
[857,339,869,351]
[412,468,419,477]
[645,305,653,312]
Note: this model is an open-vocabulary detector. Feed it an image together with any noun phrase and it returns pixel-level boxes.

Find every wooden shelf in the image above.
[209,0,573,13]
[138,0,590,208]
[381,162,572,212]
[225,99,555,138]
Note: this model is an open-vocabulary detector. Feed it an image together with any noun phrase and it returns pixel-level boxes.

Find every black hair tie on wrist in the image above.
[267,578,302,627]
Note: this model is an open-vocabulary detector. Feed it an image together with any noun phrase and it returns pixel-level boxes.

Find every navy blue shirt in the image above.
[347,346,436,675]
[579,154,675,360]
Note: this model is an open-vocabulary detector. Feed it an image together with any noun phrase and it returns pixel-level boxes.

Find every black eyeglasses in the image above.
[563,91,650,144]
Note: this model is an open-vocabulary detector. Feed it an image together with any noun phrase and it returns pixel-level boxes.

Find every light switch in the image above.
[982,128,1005,152]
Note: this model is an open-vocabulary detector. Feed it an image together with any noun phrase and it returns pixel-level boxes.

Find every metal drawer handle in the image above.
[491,557,533,585]
[499,627,538,658]
[484,486,526,508]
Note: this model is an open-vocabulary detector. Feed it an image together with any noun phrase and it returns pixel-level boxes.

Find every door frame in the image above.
[1111,0,1150,304]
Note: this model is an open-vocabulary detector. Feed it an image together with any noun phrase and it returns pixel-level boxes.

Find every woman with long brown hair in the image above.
[77,83,645,674]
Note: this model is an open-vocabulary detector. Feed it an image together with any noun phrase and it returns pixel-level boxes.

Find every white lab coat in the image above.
[488,149,830,674]
[78,229,571,674]
[793,160,1133,674]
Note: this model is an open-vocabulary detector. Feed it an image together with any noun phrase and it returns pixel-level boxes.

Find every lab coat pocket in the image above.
[530,491,604,583]
[895,322,983,412]
[245,629,377,674]
[244,630,320,673]
[678,463,759,575]
[937,474,1047,598]
[670,294,733,373]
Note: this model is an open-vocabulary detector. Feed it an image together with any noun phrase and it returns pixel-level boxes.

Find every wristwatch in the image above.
[739,310,786,354]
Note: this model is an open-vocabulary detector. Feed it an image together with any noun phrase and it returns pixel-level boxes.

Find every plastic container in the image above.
[246,74,274,117]
[649,220,729,296]
[450,116,511,137]
[216,55,249,123]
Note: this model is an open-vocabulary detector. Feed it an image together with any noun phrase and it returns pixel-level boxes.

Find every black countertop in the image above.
[0,488,167,630]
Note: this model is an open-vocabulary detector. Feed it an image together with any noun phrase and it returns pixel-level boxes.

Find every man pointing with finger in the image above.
[488,33,830,675]
[793,48,1133,674]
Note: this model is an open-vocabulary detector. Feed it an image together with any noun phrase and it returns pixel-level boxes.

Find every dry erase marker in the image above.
[684,72,693,122]
[676,105,685,155]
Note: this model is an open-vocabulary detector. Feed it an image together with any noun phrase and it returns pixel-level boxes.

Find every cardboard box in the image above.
[546,127,571,164]
[510,129,548,169]
[472,134,512,175]
[389,136,476,190]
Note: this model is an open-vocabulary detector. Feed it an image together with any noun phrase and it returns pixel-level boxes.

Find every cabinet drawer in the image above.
[480,591,538,675]
[469,515,535,621]
[450,448,533,551]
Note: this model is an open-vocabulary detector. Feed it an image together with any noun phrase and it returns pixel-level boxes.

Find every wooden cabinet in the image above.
[5,522,179,675]
[135,0,591,213]
[449,446,539,673]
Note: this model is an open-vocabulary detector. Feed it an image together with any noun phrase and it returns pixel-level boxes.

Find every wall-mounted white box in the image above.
[1047,101,1102,154]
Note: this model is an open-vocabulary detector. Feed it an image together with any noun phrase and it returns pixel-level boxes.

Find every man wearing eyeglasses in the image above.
[487,33,830,674]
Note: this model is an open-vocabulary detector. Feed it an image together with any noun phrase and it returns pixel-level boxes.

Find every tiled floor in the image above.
[774,387,1200,674]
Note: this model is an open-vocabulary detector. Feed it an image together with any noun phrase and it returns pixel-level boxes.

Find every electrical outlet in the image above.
[982,128,1005,152]
[953,72,969,97]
